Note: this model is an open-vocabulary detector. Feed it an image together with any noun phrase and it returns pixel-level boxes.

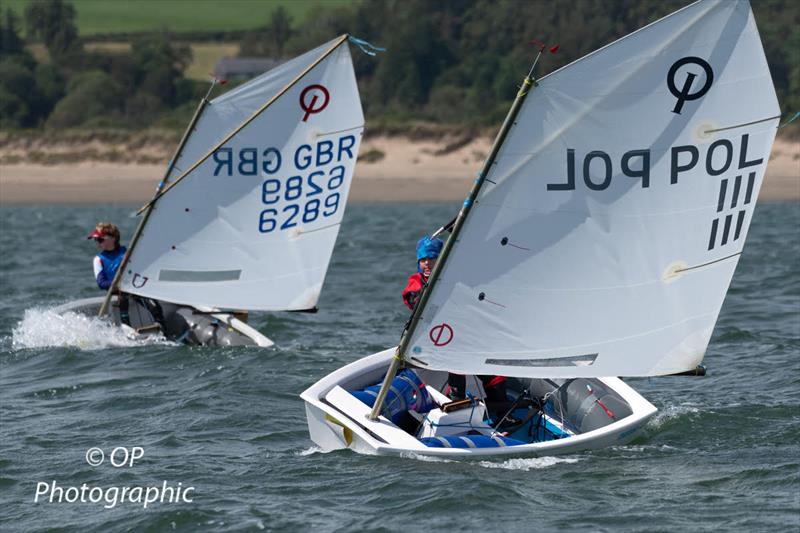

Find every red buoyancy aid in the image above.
[402,272,427,310]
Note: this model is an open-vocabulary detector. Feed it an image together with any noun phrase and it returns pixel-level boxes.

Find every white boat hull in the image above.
[54,296,273,347]
[302,348,657,458]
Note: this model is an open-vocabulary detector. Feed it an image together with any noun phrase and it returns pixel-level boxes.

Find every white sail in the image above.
[119,37,364,311]
[405,0,779,377]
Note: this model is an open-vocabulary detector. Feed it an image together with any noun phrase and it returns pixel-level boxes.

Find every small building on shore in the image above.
[213,57,283,81]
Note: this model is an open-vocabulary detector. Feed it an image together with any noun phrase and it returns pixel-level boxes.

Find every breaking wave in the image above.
[297,447,323,456]
[647,403,702,429]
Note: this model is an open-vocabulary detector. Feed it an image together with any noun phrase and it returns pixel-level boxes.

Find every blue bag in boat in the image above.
[350,369,435,424]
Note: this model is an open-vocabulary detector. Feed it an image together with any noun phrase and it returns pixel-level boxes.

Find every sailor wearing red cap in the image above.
[88,222,127,290]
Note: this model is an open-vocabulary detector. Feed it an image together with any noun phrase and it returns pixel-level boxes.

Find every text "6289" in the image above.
[258,165,345,233]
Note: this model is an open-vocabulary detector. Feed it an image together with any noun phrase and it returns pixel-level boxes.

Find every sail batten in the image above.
[119,37,363,311]
[405,0,778,378]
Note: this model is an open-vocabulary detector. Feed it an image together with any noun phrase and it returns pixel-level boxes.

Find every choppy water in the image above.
[1,202,798,532]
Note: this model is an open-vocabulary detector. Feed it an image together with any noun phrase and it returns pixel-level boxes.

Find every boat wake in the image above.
[477,456,581,471]
[10,307,173,350]
[399,452,581,469]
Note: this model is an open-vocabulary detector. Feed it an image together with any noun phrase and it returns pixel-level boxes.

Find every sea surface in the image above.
[1,202,798,532]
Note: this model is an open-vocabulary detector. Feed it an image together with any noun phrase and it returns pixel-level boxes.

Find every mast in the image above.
[368,51,547,420]
[98,80,218,316]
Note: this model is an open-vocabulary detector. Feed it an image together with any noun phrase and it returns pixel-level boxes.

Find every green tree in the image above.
[240,6,295,57]
[34,62,65,113]
[0,7,25,56]
[24,0,82,60]
[0,4,63,128]
[130,33,191,108]
[354,0,797,124]
[0,57,47,127]
[753,0,800,114]
[267,6,293,56]
[284,4,351,55]
[46,70,124,128]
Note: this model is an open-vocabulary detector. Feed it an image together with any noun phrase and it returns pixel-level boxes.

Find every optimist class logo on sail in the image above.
[300,84,330,121]
[667,56,714,114]
[429,323,454,347]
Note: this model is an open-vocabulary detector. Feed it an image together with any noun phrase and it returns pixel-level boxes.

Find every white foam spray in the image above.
[648,403,701,429]
[478,455,580,471]
[11,307,172,350]
[400,452,580,469]
[297,447,323,457]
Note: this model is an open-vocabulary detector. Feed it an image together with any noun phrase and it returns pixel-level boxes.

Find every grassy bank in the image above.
[5,0,353,36]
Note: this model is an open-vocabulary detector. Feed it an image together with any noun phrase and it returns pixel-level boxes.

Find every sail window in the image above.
[158,270,242,282]
[485,354,598,367]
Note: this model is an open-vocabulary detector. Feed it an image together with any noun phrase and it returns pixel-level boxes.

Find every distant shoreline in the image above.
[1,136,797,204]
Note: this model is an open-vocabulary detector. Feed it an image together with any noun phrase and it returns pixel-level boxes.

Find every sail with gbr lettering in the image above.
[404,0,779,377]
[118,36,363,311]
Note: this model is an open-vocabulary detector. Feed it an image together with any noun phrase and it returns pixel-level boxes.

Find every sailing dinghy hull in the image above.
[302,349,656,458]
[54,296,273,347]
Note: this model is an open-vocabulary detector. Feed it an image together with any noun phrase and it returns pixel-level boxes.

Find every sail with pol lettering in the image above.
[302,0,780,457]
[402,0,778,378]
[57,36,365,346]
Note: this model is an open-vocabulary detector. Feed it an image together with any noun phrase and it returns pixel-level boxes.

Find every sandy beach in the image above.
[0,135,797,204]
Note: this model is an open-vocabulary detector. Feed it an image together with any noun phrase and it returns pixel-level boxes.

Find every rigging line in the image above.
[675,251,741,273]
[315,124,364,137]
[779,111,800,128]
[469,375,482,399]
[703,114,782,134]
[297,221,341,235]
[555,384,567,429]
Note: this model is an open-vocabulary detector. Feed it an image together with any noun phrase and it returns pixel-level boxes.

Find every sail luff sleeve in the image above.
[396,77,538,361]
[98,94,213,315]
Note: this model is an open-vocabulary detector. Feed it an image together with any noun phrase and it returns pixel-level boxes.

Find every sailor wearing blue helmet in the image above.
[402,235,443,310]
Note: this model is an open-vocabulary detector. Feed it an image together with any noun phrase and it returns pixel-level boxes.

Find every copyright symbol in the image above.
[85,447,104,466]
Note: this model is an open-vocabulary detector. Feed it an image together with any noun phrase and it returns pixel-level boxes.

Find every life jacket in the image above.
[97,246,127,283]
[402,272,427,310]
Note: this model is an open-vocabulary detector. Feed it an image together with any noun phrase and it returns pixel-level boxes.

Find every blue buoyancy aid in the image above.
[96,246,127,290]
